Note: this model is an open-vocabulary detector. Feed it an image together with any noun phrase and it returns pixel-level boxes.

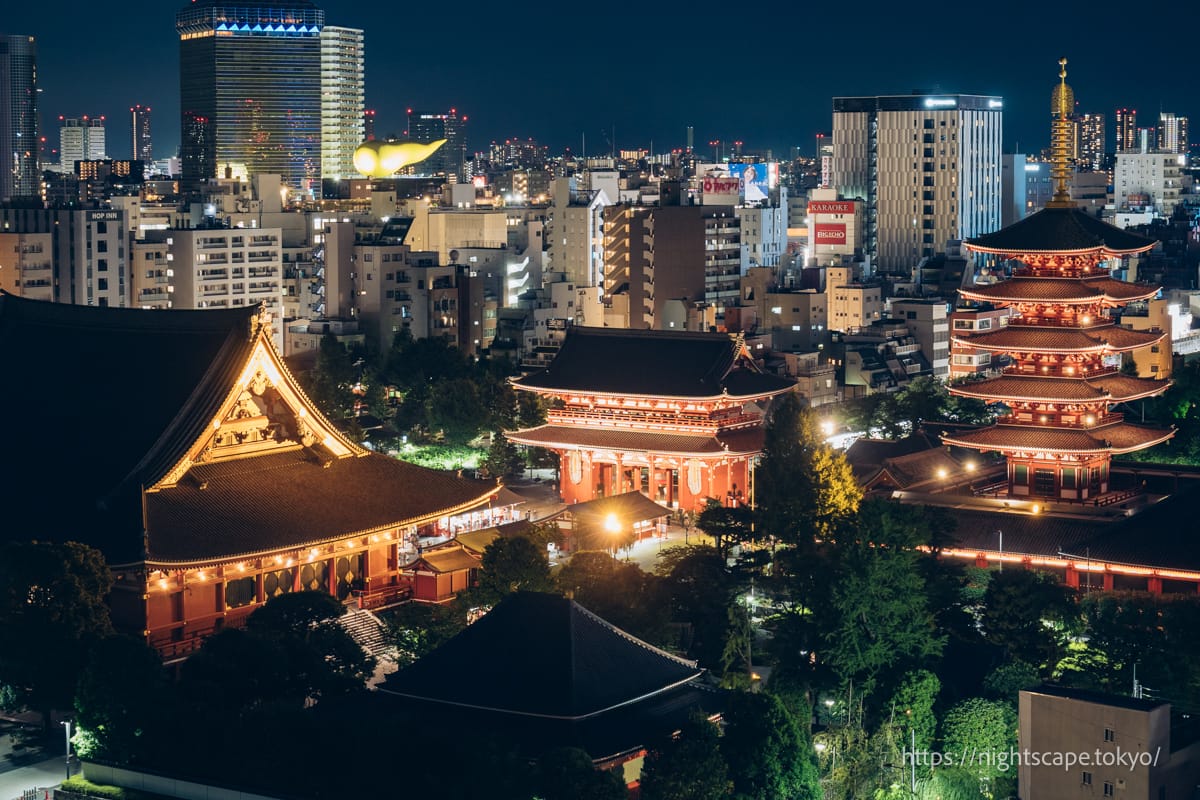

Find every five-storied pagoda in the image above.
[941,60,1174,501]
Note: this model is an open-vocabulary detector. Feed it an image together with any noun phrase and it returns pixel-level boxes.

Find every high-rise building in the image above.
[130,104,152,162]
[59,116,106,172]
[1157,112,1189,155]
[177,0,324,194]
[1116,107,1137,153]
[1076,113,1104,171]
[0,35,38,201]
[319,26,363,181]
[408,109,466,182]
[831,93,1003,269]
[363,108,376,141]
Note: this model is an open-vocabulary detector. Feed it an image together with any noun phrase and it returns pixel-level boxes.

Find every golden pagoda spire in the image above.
[1047,57,1076,208]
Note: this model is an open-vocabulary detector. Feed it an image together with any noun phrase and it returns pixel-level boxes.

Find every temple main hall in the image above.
[0,293,501,658]
[507,327,795,512]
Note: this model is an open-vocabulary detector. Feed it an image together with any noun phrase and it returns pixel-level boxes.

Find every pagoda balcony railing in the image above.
[1008,317,1112,328]
[352,581,413,611]
[1006,365,1119,379]
[546,407,760,433]
[998,411,1123,428]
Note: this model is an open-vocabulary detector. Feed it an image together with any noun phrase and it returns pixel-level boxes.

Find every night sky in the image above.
[7,0,1196,163]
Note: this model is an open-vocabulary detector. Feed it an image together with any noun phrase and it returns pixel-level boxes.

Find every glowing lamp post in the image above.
[61,720,71,781]
[604,512,621,559]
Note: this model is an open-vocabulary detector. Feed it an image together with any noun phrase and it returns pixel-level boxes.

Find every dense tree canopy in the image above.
[474,536,553,605]
[721,690,821,800]
[638,713,732,800]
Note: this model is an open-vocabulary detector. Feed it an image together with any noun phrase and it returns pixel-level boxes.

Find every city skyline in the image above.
[5,0,1197,166]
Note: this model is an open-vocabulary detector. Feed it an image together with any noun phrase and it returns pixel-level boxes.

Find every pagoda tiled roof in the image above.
[513,326,795,399]
[145,450,498,565]
[954,324,1166,353]
[0,293,259,563]
[966,206,1156,256]
[959,276,1160,304]
[950,374,1170,404]
[506,424,765,456]
[941,422,1174,455]
[380,592,702,720]
[404,546,481,574]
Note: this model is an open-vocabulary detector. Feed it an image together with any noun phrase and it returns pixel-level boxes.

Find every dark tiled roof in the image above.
[564,491,673,526]
[942,422,1174,455]
[960,276,1160,303]
[943,487,1200,573]
[508,424,764,455]
[875,450,965,490]
[381,592,702,719]
[845,433,941,469]
[966,206,1156,256]
[957,325,1166,353]
[145,450,498,564]
[951,375,1170,404]
[513,327,794,398]
[0,293,258,563]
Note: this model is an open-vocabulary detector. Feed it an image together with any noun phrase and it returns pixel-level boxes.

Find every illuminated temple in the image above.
[0,293,500,658]
[508,327,795,511]
[941,61,1173,500]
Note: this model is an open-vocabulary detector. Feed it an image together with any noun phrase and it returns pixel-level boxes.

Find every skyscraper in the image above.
[363,109,376,141]
[59,116,106,172]
[0,34,38,202]
[1076,113,1104,171]
[831,93,1003,269]
[177,0,324,194]
[1157,112,1189,155]
[319,26,363,181]
[1116,107,1137,153]
[130,104,152,162]
[407,109,466,182]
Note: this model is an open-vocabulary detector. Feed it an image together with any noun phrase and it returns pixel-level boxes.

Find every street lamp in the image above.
[603,512,621,559]
[61,720,71,781]
[995,529,1003,572]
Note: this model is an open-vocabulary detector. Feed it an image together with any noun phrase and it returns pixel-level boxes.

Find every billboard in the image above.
[808,200,855,215]
[727,162,777,203]
[814,224,847,244]
[703,176,740,195]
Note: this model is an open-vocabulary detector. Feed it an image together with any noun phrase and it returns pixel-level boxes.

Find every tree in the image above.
[755,393,861,547]
[980,570,1074,669]
[885,670,940,752]
[536,747,627,800]
[0,541,114,726]
[517,391,548,428]
[388,599,468,667]
[656,545,743,670]
[74,636,166,763]
[823,534,945,697]
[484,433,525,481]
[305,333,358,419]
[429,377,487,444]
[475,536,553,604]
[940,698,1017,782]
[555,551,670,646]
[639,712,732,800]
[696,499,758,559]
[721,691,821,800]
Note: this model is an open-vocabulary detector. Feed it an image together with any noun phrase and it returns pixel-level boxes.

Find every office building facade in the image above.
[130,104,152,163]
[832,93,1003,270]
[0,35,38,201]
[1157,112,1189,156]
[319,26,363,181]
[1116,107,1137,153]
[177,0,324,194]
[59,116,106,171]
[408,110,466,182]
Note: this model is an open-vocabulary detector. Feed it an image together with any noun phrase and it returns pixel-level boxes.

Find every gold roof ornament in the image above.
[1047,57,1076,208]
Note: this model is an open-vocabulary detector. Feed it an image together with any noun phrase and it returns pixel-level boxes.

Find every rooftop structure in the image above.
[942,60,1172,501]
[0,293,498,658]
[508,327,794,511]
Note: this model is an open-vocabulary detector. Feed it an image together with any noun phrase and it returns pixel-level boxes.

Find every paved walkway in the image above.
[0,756,62,800]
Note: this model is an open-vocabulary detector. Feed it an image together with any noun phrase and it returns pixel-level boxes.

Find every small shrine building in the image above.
[507,327,795,512]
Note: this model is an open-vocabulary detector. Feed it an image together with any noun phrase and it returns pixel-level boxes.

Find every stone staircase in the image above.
[339,605,401,688]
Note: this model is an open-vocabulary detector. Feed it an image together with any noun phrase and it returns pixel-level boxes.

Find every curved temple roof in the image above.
[512,327,794,400]
[959,277,1160,305]
[952,324,1166,354]
[950,374,1171,405]
[965,206,1156,257]
[941,422,1174,456]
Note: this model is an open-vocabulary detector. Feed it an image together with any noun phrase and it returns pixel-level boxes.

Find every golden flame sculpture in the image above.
[352,138,447,178]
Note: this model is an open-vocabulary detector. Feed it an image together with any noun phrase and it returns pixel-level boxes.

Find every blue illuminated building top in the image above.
[176,0,325,37]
